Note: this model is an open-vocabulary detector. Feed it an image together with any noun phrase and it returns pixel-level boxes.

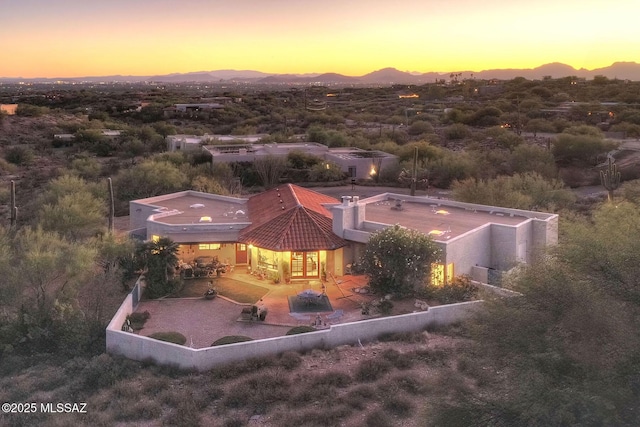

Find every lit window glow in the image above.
[199,216,212,222]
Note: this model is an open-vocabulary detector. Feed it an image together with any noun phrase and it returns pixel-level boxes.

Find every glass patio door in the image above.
[291,251,319,278]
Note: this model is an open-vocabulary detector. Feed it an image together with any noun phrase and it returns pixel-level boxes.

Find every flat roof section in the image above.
[363,200,528,241]
[144,194,248,225]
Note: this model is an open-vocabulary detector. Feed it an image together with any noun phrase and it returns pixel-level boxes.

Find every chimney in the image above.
[341,196,352,206]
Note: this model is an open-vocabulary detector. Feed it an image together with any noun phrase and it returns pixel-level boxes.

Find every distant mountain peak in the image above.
[1,62,639,84]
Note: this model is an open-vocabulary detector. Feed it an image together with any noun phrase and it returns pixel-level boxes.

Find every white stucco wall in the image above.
[443,224,492,278]
[106,301,482,371]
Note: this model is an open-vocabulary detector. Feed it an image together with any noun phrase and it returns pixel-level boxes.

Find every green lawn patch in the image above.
[172,277,269,304]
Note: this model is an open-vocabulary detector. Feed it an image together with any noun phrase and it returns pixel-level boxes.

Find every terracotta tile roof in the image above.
[239,184,346,251]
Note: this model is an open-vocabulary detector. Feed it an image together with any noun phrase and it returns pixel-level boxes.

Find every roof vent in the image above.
[190,203,205,209]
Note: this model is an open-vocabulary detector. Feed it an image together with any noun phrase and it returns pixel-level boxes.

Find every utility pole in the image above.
[107,177,115,233]
[9,180,17,227]
[410,146,418,196]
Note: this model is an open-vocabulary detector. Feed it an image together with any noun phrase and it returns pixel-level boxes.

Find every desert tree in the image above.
[253,155,287,189]
[138,237,180,299]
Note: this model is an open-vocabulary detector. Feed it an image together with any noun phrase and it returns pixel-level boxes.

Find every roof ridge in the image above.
[287,183,302,207]
[276,206,300,249]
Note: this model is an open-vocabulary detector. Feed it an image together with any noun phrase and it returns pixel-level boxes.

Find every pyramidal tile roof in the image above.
[238,184,347,251]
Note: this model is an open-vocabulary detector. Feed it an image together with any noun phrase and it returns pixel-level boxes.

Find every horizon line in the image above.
[2,60,639,81]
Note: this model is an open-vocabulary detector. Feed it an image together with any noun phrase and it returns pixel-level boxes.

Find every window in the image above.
[257,248,278,270]
[431,263,454,286]
[198,243,221,250]
[151,235,160,243]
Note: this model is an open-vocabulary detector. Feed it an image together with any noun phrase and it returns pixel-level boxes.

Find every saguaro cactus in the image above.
[10,180,17,227]
[600,157,621,202]
[107,177,115,233]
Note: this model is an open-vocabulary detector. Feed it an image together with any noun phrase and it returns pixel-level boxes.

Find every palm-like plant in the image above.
[142,237,180,298]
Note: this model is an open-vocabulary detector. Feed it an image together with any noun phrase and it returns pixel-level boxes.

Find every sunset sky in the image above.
[1,0,639,78]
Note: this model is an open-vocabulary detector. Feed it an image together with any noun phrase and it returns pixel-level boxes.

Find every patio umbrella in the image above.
[297,289,322,298]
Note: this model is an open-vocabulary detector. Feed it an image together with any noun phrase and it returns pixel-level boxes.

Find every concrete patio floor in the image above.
[135,266,373,348]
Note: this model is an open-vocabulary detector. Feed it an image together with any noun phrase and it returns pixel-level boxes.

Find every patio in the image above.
[134,266,372,348]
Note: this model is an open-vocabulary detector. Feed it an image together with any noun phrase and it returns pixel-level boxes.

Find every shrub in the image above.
[223,417,246,427]
[212,335,253,346]
[377,299,394,314]
[277,406,353,427]
[378,331,424,343]
[279,351,302,370]
[381,349,414,370]
[345,385,377,409]
[365,409,394,427]
[148,332,187,345]
[163,396,201,426]
[362,224,441,296]
[354,358,393,382]
[114,398,162,421]
[5,146,34,166]
[286,326,316,335]
[310,371,352,388]
[383,395,414,417]
[222,372,290,409]
[424,275,478,304]
[127,311,150,330]
[444,123,471,140]
[388,373,425,395]
[78,354,139,392]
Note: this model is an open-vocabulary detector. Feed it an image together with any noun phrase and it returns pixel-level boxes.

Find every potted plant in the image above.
[270,271,281,284]
[204,281,217,300]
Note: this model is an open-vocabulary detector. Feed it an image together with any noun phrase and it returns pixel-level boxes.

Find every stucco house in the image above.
[130,185,558,286]
[203,142,398,180]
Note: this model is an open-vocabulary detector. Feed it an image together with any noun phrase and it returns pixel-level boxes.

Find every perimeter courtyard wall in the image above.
[106,296,482,371]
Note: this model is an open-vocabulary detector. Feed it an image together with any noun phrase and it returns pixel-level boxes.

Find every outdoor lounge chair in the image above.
[326,309,344,321]
[289,312,311,323]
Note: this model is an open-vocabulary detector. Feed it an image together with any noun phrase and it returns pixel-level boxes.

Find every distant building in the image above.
[203,142,398,180]
[163,103,225,118]
[166,134,268,152]
[53,129,122,143]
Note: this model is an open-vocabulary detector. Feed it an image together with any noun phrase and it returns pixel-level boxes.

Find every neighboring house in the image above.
[53,129,122,142]
[166,134,268,152]
[202,142,398,180]
[130,185,558,285]
[163,103,225,118]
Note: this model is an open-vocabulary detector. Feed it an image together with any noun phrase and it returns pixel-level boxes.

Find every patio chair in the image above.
[326,309,344,321]
[289,312,311,323]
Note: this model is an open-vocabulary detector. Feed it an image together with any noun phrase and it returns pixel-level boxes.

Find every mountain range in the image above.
[3,62,640,84]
